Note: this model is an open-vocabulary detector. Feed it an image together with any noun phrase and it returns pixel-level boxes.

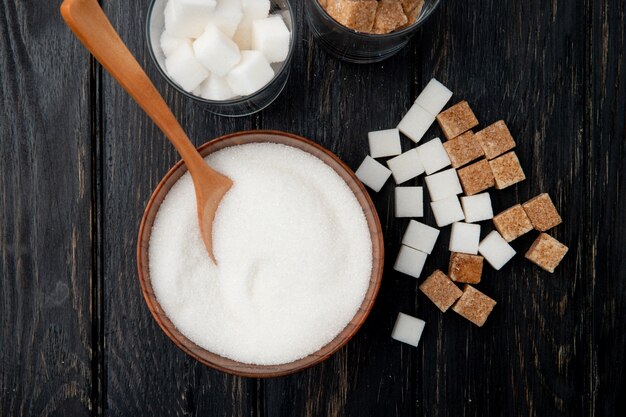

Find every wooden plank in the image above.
[99,1,258,415]
[589,0,626,415]
[261,2,419,416]
[417,1,591,416]
[0,0,94,415]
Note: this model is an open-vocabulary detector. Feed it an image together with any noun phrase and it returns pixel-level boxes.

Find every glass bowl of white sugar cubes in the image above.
[147,0,295,117]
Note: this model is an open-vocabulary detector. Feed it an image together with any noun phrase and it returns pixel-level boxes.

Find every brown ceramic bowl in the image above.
[136,130,384,378]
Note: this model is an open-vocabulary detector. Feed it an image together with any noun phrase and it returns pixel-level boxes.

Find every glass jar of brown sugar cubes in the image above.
[306,0,441,63]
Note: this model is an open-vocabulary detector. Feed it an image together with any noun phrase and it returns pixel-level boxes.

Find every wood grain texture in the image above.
[1,0,625,416]
[99,0,257,415]
[0,0,94,415]
[589,0,626,415]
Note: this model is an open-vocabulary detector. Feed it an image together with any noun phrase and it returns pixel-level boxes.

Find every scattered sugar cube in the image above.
[522,193,562,232]
[386,149,425,184]
[449,222,481,255]
[241,0,270,19]
[326,0,378,32]
[368,128,402,158]
[395,187,423,218]
[397,103,436,143]
[206,0,243,38]
[165,0,217,38]
[165,42,210,91]
[430,195,465,227]
[443,131,484,168]
[424,168,462,202]
[193,26,241,77]
[436,101,479,139]
[225,50,274,96]
[525,233,568,273]
[457,159,495,196]
[391,312,425,347]
[401,220,439,254]
[198,73,236,101]
[475,120,516,159]
[489,151,525,190]
[419,270,463,312]
[394,245,428,279]
[416,138,452,175]
[415,78,453,117]
[371,0,407,34]
[252,15,291,63]
[478,231,516,270]
[355,156,392,192]
[448,252,483,284]
[492,204,533,242]
[452,285,497,327]
[160,31,189,57]
[460,193,493,223]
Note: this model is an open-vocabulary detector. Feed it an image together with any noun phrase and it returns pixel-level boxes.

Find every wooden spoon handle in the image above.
[60,0,207,172]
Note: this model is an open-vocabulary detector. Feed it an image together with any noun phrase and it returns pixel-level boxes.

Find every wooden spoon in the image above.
[61,0,232,262]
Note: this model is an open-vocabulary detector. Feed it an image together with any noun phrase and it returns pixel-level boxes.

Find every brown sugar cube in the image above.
[452,285,497,327]
[400,0,421,13]
[326,0,378,32]
[443,131,484,168]
[372,0,408,34]
[448,253,483,284]
[475,121,516,159]
[402,0,425,26]
[457,159,495,195]
[525,233,568,273]
[492,204,533,242]
[419,270,463,312]
[522,193,562,231]
[436,101,479,140]
[489,151,526,190]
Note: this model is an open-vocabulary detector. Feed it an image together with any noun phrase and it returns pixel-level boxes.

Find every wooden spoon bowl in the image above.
[137,130,385,378]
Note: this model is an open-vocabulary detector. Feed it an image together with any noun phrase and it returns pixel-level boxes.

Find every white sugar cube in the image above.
[397,103,436,143]
[394,245,428,279]
[225,50,274,96]
[160,31,188,57]
[206,0,243,37]
[424,168,462,202]
[355,156,392,192]
[430,195,465,227]
[449,222,481,255]
[415,78,453,116]
[479,231,516,270]
[401,220,439,254]
[251,16,291,63]
[395,187,423,218]
[241,0,270,19]
[232,18,253,49]
[416,137,451,175]
[165,42,209,91]
[193,26,241,77]
[461,193,493,223]
[198,74,236,100]
[368,128,402,158]
[386,149,425,184]
[165,0,217,38]
[391,312,426,347]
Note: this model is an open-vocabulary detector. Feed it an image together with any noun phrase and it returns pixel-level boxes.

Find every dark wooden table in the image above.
[2,0,625,416]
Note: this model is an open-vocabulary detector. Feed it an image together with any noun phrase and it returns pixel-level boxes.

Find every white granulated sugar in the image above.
[149,143,373,365]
